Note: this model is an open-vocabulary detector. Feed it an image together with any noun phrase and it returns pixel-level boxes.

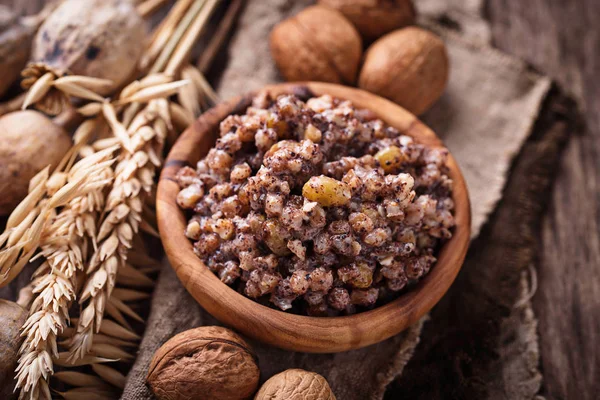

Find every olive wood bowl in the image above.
[157,82,471,353]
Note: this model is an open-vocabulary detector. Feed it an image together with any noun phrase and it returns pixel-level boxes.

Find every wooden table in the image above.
[488,1,600,399]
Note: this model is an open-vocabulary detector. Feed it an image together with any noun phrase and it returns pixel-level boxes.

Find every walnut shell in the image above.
[29,0,146,91]
[0,6,36,97]
[255,369,336,400]
[0,300,28,400]
[147,326,260,400]
[318,0,416,41]
[270,5,362,85]
[358,27,449,115]
[0,110,71,215]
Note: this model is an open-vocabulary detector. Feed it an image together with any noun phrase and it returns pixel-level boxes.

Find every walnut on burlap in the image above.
[118,1,566,399]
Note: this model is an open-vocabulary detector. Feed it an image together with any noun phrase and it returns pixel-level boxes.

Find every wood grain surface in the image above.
[157,82,471,353]
[486,1,600,399]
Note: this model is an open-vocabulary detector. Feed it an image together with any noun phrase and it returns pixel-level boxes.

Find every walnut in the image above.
[270,6,362,85]
[358,27,449,115]
[255,369,336,400]
[318,0,416,41]
[0,110,71,216]
[146,326,260,400]
[0,300,27,400]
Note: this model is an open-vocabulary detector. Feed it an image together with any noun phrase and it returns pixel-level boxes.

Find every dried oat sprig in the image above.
[178,64,219,118]
[197,0,244,74]
[136,0,171,18]
[21,70,114,115]
[15,148,117,400]
[69,98,169,361]
[140,0,198,71]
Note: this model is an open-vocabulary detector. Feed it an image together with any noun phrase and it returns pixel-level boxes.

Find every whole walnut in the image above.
[0,110,71,216]
[358,27,449,115]
[255,369,336,400]
[318,0,416,41]
[0,300,28,400]
[147,326,260,400]
[270,5,362,85]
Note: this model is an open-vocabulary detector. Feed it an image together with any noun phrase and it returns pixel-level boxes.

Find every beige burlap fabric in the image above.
[120,1,552,399]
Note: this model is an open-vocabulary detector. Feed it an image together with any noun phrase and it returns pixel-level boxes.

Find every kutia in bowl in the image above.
[157,82,471,353]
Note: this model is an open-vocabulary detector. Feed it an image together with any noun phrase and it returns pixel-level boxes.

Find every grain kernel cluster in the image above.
[177,93,455,315]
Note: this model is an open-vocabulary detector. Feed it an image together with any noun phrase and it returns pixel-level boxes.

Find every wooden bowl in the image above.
[157,82,471,353]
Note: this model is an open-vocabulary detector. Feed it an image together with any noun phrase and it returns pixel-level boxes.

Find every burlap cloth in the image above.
[117,1,565,399]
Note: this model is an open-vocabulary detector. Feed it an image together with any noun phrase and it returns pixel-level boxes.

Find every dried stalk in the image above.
[165,0,220,75]
[178,64,219,117]
[140,0,196,70]
[136,0,170,18]
[150,0,208,74]
[197,0,244,74]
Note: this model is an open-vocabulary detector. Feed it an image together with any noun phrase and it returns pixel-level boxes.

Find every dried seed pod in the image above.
[22,0,146,114]
[147,326,260,400]
[0,300,28,400]
[359,27,449,115]
[0,6,37,98]
[270,5,362,84]
[318,0,416,41]
[255,369,336,400]
[0,110,71,215]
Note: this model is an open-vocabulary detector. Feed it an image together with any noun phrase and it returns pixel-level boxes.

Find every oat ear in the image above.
[53,76,114,93]
[109,296,144,322]
[117,80,189,105]
[91,364,127,389]
[91,343,133,362]
[53,371,107,388]
[53,80,106,103]
[22,72,55,110]
[111,288,150,301]
[77,102,103,116]
[98,319,141,341]
[54,353,118,367]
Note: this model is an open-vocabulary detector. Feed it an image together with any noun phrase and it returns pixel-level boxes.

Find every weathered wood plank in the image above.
[487,0,600,399]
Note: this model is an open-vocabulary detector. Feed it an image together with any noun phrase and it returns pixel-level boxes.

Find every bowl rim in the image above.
[157,82,471,353]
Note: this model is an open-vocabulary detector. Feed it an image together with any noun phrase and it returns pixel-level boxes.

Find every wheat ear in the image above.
[15,147,117,400]
[68,98,169,361]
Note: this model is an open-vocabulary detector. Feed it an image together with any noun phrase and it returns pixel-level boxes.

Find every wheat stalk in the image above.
[68,97,169,361]
[15,147,117,400]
